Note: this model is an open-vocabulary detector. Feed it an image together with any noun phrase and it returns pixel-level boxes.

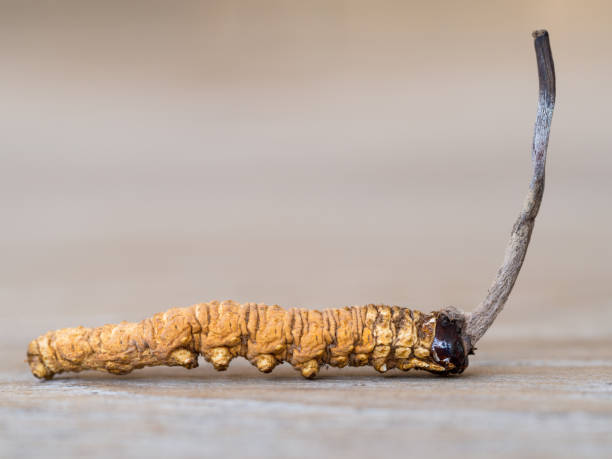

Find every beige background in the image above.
[1,1,611,458]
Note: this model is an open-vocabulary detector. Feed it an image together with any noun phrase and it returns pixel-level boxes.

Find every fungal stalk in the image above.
[27,30,555,380]
[465,30,555,347]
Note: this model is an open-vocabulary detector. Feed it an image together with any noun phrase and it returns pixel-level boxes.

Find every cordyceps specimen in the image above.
[27,31,555,380]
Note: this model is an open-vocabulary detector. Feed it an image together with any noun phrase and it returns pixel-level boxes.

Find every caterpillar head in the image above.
[432,312,470,374]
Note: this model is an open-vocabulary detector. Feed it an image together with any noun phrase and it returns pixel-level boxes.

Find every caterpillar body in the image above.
[27,301,468,380]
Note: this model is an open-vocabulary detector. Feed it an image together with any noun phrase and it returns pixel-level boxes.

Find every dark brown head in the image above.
[432,313,470,374]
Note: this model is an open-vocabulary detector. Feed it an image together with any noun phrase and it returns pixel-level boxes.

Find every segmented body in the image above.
[27,301,465,380]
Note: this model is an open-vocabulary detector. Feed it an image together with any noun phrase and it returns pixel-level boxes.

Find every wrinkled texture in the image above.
[26,301,462,379]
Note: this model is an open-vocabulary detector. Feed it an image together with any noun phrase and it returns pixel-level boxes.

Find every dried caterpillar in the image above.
[27,301,468,380]
[26,31,555,381]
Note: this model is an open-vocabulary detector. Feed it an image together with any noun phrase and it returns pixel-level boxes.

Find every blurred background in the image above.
[2,1,612,457]
[2,0,611,347]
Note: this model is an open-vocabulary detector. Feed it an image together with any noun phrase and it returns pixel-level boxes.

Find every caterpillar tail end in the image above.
[27,340,55,380]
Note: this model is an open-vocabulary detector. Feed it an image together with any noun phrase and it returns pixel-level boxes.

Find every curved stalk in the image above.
[465,30,556,346]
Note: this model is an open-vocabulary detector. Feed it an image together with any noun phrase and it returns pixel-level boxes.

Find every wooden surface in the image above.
[2,336,612,458]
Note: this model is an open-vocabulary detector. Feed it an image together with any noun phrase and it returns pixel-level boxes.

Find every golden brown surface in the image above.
[27,302,446,379]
